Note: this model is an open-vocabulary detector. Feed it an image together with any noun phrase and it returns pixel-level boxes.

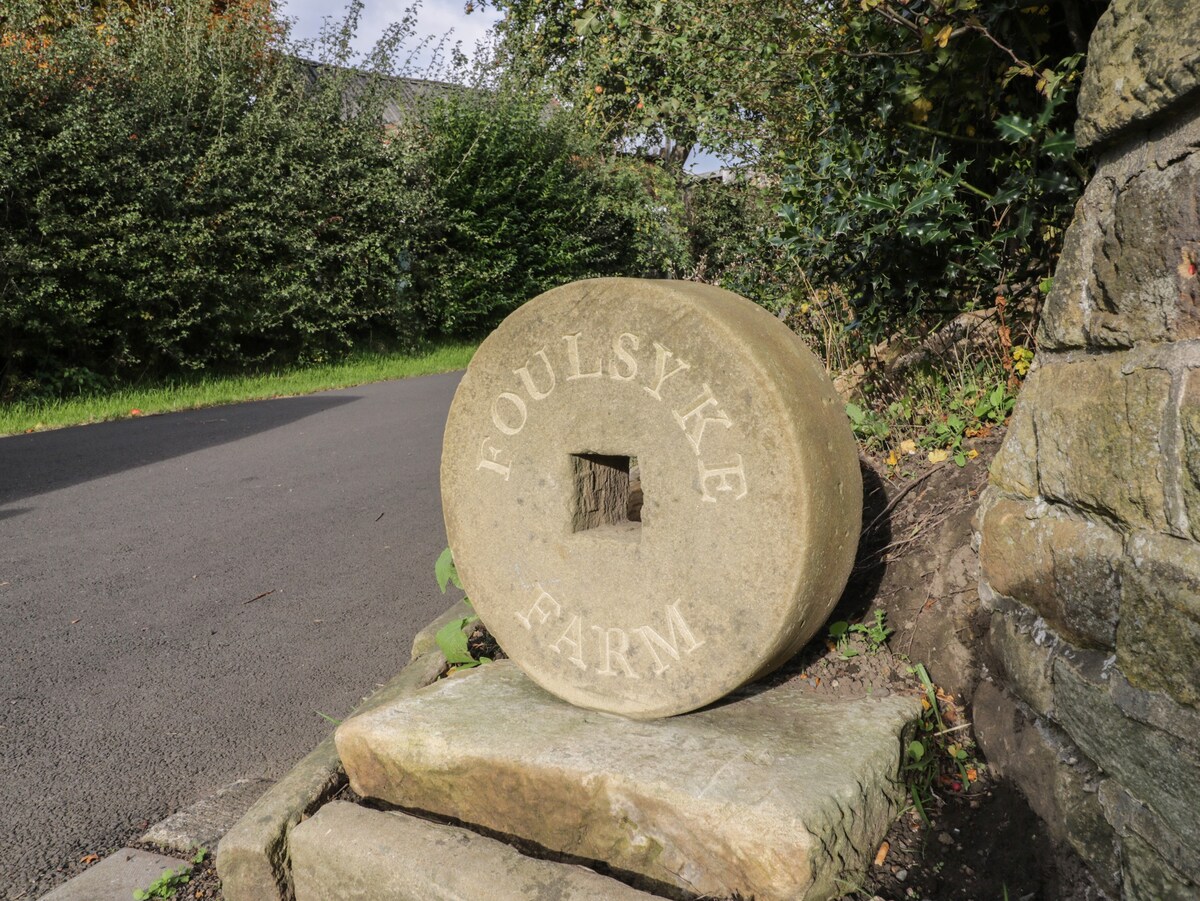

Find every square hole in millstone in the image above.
[570,453,643,534]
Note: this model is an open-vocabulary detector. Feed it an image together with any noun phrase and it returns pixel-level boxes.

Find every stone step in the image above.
[335,660,921,901]
[290,801,659,901]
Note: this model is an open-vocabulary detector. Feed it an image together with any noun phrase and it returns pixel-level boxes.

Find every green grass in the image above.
[0,342,477,437]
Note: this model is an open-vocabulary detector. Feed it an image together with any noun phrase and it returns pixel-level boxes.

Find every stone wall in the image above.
[975,1,1200,897]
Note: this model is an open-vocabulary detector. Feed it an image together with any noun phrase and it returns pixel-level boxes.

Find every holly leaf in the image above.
[995,115,1035,143]
[1042,130,1075,159]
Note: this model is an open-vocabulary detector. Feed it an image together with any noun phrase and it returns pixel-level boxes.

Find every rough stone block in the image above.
[1037,177,1115,351]
[218,650,446,901]
[291,801,660,901]
[1076,0,1200,149]
[1118,532,1200,705]
[986,390,1039,499]
[1109,660,1200,751]
[1099,781,1200,885]
[40,848,188,901]
[337,660,920,901]
[1053,649,1200,857]
[1121,831,1198,901]
[971,682,1120,892]
[1031,356,1170,532]
[217,736,343,901]
[1176,368,1200,539]
[141,777,271,854]
[981,606,1059,715]
[1147,101,1200,170]
[1092,152,1200,344]
[440,278,861,718]
[979,498,1122,649]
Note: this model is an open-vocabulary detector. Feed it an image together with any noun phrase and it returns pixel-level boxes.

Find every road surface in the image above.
[0,372,463,899]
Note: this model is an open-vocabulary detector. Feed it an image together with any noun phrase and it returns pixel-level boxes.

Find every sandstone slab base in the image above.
[337,661,920,901]
[291,801,658,901]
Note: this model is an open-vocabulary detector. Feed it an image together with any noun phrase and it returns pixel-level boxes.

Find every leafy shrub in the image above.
[395,84,685,337]
[0,0,417,401]
[675,176,793,311]
[774,1,1104,347]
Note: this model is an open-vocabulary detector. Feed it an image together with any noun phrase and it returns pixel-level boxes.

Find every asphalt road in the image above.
[0,371,464,899]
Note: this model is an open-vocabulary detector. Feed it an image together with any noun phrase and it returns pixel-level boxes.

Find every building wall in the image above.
[975,1,1200,897]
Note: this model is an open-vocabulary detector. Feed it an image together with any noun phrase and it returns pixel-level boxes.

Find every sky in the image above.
[276,0,500,71]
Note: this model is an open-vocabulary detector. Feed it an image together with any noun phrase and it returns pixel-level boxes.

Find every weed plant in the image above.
[434,547,492,671]
[133,849,207,900]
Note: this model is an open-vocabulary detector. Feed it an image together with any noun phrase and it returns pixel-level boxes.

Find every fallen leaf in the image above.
[886,450,898,466]
[900,439,917,455]
[966,767,978,782]
[966,449,979,460]
[80,854,99,865]
[928,449,949,464]
[130,409,142,416]
[874,841,890,867]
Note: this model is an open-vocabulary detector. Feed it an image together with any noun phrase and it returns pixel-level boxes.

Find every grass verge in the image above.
[0,342,477,437]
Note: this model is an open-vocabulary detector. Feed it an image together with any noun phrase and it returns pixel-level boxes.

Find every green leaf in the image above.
[907,740,925,762]
[435,547,461,593]
[435,617,476,664]
[858,193,897,212]
[995,115,1036,143]
[828,620,849,638]
[1042,130,1075,159]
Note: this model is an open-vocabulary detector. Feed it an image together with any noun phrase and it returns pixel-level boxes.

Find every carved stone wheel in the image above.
[440,278,862,718]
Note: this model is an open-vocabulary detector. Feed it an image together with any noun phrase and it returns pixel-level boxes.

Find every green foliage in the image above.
[477,0,857,166]
[775,1,1102,344]
[133,849,206,900]
[482,0,1103,365]
[434,546,462,593]
[903,663,979,823]
[1,1,688,402]
[845,402,893,450]
[394,85,670,337]
[433,547,490,669]
[678,176,793,309]
[828,609,893,659]
[846,354,1024,468]
[0,0,427,402]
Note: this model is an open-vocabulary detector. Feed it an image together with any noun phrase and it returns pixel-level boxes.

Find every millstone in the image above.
[441,278,861,718]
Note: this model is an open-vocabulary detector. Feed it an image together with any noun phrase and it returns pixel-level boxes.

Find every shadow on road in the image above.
[0,393,358,507]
